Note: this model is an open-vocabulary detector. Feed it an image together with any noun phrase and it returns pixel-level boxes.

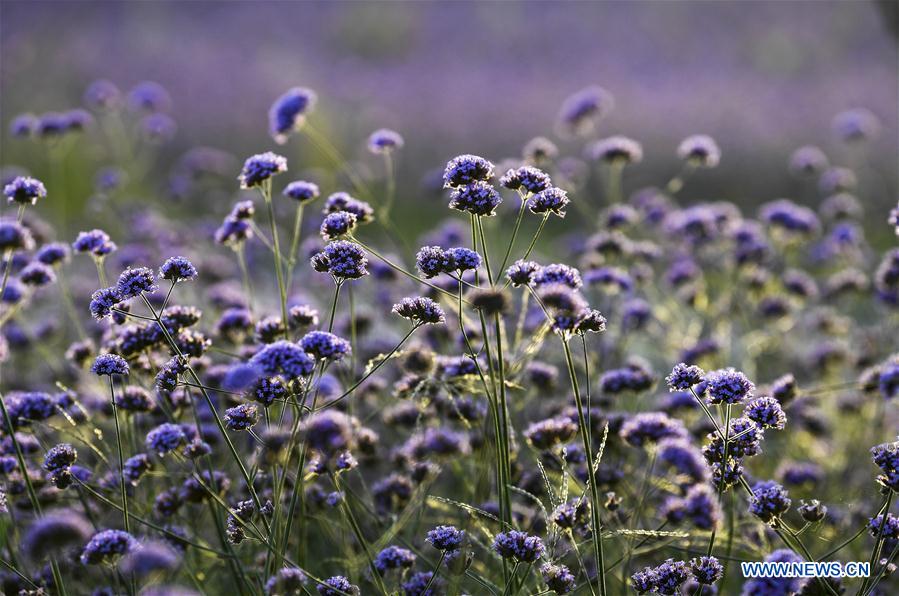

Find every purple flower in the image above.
[269,87,317,143]
[283,180,320,203]
[449,181,502,216]
[116,266,158,299]
[238,152,287,188]
[320,211,357,240]
[749,480,791,522]
[300,331,351,361]
[250,340,316,379]
[745,396,787,430]
[528,187,569,217]
[73,229,117,256]
[443,154,494,188]
[492,530,545,562]
[663,366,703,397]
[91,354,129,376]
[392,296,446,325]
[704,369,754,405]
[80,529,137,565]
[146,423,186,455]
[224,403,258,431]
[4,176,46,206]
[311,240,368,280]
[677,135,720,167]
[425,525,464,551]
[159,256,198,282]
[368,128,404,154]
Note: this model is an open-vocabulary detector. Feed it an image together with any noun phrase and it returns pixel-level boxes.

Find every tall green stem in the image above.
[261,180,289,338]
[561,339,607,596]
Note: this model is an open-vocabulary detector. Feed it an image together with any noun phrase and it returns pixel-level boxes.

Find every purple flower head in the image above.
[704,368,754,405]
[80,529,137,565]
[4,176,46,206]
[44,443,77,471]
[657,437,708,484]
[631,566,657,594]
[323,192,374,222]
[0,220,34,252]
[620,412,688,447]
[683,484,722,530]
[116,266,158,299]
[532,264,582,289]
[677,135,720,167]
[159,256,198,282]
[73,229,117,256]
[10,113,39,137]
[760,199,821,235]
[443,154,494,188]
[449,181,503,216]
[500,166,552,194]
[871,441,899,492]
[238,152,287,188]
[311,240,368,280]
[123,453,152,484]
[493,530,545,562]
[558,85,614,135]
[868,514,899,540]
[650,559,690,595]
[524,417,577,450]
[374,545,416,573]
[119,540,180,577]
[224,403,259,431]
[749,480,791,522]
[446,247,481,273]
[84,79,122,110]
[587,135,643,164]
[141,113,177,143]
[22,510,92,561]
[283,180,320,203]
[666,363,705,391]
[789,145,828,176]
[317,576,359,596]
[146,423,186,455]
[506,259,540,287]
[128,80,171,112]
[300,331,351,361]
[91,353,129,376]
[215,216,253,246]
[368,128,404,154]
[36,242,70,266]
[416,245,454,278]
[541,562,576,594]
[529,186,570,217]
[269,87,317,143]
[250,340,316,379]
[392,296,445,325]
[833,107,880,142]
[19,261,56,287]
[304,411,354,456]
[320,211,357,240]
[265,568,308,595]
[745,396,787,430]
[426,525,465,551]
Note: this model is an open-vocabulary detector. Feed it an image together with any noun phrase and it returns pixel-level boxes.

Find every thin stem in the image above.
[262,180,289,339]
[498,197,528,277]
[109,378,131,533]
[314,325,418,411]
[561,339,607,596]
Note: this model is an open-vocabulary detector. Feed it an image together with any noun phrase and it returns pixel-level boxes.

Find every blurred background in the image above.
[1,0,897,240]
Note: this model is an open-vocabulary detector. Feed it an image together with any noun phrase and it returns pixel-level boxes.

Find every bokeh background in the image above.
[1,0,897,240]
